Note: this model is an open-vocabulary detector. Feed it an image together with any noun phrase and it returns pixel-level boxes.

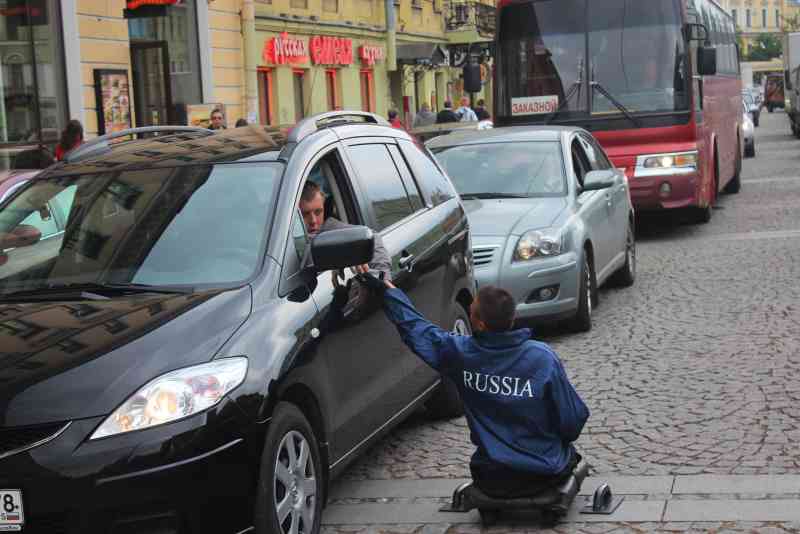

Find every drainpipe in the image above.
[242,0,259,123]
[385,0,397,71]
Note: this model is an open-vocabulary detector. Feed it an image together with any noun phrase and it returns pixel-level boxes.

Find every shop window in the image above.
[291,0,308,8]
[762,8,767,27]
[323,0,338,12]
[258,68,274,125]
[0,0,68,167]
[360,70,375,112]
[326,70,340,110]
[294,70,306,121]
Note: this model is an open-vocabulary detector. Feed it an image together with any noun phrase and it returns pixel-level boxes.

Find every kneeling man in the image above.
[378,280,589,498]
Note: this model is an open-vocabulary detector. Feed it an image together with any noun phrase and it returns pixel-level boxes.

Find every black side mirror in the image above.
[685,23,709,42]
[310,226,375,272]
[582,170,616,192]
[698,46,717,76]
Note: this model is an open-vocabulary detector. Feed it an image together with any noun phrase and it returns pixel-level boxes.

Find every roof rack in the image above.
[64,126,213,163]
[288,111,391,144]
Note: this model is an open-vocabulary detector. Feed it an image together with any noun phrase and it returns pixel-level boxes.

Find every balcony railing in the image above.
[445,0,495,38]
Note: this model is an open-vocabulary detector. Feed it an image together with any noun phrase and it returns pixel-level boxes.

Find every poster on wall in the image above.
[186,103,224,129]
[94,70,132,136]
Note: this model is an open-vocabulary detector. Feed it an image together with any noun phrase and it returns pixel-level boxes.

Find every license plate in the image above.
[0,490,23,531]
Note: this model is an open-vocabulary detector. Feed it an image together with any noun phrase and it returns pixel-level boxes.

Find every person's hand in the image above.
[357,271,388,294]
[350,264,369,276]
[384,279,396,289]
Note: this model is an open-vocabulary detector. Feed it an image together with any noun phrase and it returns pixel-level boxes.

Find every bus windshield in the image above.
[497,0,689,119]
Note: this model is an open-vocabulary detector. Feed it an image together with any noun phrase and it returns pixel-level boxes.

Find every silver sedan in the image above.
[428,126,636,332]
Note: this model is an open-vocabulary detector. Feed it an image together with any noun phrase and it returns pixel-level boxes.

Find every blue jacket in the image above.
[383,288,589,475]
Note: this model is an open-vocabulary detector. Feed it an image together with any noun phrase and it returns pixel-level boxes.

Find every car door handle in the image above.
[399,253,415,272]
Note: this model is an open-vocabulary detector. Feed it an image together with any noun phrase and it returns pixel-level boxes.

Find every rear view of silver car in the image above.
[429,127,636,332]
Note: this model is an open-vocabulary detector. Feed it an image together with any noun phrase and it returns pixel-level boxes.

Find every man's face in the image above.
[460,97,470,108]
[210,113,224,128]
[299,192,325,235]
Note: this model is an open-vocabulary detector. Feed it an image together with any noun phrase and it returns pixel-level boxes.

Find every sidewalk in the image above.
[323,474,800,532]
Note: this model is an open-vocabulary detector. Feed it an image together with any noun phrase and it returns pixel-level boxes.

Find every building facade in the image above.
[0,0,494,169]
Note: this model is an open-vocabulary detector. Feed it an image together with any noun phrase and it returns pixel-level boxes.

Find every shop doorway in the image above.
[131,42,172,127]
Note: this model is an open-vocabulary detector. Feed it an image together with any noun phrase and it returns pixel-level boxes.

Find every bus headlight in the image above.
[635,151,698,177]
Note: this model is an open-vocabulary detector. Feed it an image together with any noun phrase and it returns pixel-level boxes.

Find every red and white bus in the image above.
[493,0,742,222]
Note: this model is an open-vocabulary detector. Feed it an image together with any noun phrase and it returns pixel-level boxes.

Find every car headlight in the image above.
[514,230,563,261]
[90,357,248,440]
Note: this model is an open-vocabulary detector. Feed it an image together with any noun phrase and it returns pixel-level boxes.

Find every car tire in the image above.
[571,255,593,333]
[425,304,470,419]
[254,402,324,534]
[744,142,755,158]
[753,115,759,127]
[609,222,636,288]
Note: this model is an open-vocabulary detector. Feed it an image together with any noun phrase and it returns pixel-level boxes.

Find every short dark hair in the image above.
[301,180,325,203]
[443,100,453,109]
[211,108,224,118]
[477,99,485,107]
[235,118,248,127]
[476,286,516,332]
[388,110,398,119]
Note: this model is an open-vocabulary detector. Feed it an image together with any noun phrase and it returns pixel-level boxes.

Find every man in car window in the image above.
[298,180,391,278]
[368,278,589,499]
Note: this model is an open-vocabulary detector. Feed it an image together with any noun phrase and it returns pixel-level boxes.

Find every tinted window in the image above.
[399,140,455,206]
[386,145,423,210]
[347,144,414,230]
[433,141,566,197]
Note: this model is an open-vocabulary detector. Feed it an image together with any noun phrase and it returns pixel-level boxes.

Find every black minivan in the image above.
[0,113,475,534]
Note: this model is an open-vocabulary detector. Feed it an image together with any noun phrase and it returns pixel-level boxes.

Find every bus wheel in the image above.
[724,142,742,194]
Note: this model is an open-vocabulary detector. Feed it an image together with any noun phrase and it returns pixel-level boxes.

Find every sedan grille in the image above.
[472,246,499,267]
[0,422,70,460]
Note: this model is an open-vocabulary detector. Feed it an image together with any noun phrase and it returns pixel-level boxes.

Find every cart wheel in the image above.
[479,508,499,527]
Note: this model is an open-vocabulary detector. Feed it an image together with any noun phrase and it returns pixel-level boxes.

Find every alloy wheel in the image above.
[274,430,317,534]
[585,260,593,316]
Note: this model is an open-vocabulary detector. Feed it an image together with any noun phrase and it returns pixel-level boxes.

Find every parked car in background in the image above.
[742,91,760,127]
[410,119,493,144]
[0,113,474,534]
[742,101,756,159]
[429,126,635,332]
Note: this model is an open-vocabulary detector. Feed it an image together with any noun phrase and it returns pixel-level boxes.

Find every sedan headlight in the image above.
[514,230,563,261]
[90,357,248,440]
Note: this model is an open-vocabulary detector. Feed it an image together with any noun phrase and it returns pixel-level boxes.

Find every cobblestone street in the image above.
[325,111,800,531]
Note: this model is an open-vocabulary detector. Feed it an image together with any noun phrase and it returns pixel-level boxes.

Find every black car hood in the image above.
[0,287,252,427]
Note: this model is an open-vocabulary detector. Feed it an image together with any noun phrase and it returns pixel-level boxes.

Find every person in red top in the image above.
[387,109,405,130]
[55,120,84,161]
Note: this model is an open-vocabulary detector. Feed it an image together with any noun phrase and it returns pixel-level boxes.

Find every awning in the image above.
[395,43,449,66]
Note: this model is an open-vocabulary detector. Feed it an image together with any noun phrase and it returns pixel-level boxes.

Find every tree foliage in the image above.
[746,33,782,61]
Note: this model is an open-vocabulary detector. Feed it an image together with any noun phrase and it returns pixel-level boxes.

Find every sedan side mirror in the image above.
[310,226,375,272]
[582,170,616,192]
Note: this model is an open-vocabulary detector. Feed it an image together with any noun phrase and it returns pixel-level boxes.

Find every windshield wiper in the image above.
[544,58,584,126]
[0,282,192,302]
[461,193,531,200]
[590,64,641,128]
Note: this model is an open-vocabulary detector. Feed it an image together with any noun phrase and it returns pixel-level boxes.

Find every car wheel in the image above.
[609,222,636,287]
[571,255,593,333]
[255,402,323,534]
[425,304,470,419]
[753,115,759,127]
[744,142,755,158]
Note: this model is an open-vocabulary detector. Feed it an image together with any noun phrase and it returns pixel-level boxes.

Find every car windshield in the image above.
[0,163,283,295]
[432,141,566,198]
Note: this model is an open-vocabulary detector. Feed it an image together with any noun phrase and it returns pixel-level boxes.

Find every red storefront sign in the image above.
[126,0,180,8]
[359,45,385,66]
[310,36,353,66]
[264,32,309,65]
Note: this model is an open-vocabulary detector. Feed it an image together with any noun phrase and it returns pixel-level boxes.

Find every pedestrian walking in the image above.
[209,108,227,130]
[436,101,461,124]
[413,103,436,128]
[474,99,491,121]
[55,120,84,161]
[456,96,479,122]
[388,110,406,130]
